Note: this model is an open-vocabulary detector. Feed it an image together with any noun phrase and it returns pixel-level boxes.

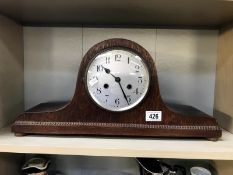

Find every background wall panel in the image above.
[0,15,24,128]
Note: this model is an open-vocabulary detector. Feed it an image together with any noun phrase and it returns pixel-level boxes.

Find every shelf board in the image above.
[0,0,233,27]
[0,127,232,160]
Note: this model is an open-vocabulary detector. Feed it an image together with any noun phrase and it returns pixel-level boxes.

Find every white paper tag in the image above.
[146,111,162,121]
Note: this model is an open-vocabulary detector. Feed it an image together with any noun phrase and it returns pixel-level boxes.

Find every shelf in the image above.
[0,0,233,27]
[0,126,232,160]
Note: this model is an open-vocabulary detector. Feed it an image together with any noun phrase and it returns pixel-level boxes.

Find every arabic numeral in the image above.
[106,57,110,64]
[135,65,140,73]
[149,114,159,119]
[126,95,131,103]
[115,98,120,105]
[138,77,143,83]
[92,76,98,80]
[97,65,103,72]
[105,95,109,102]
[115,54,121,61]
[96,87,102,94]
[133,88,139,95]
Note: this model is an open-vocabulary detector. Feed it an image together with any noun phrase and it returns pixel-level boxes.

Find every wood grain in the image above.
[214,24,233,133]
[12,38,221,140]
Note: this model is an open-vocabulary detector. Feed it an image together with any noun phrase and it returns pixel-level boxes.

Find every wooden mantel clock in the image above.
[12,38,222,140]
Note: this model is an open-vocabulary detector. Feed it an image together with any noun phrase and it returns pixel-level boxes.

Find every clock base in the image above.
[12,101,222,140]
[14,133,27,137]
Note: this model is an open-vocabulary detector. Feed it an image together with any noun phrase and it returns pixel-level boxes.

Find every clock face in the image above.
[86,49,150,112]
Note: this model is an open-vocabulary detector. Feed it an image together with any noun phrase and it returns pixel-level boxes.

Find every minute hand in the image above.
[117,80,130,105]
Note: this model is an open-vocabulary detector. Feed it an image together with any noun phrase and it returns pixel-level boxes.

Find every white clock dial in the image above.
[86,49,150,112]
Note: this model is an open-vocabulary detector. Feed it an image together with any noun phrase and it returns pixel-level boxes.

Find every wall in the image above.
[0,15,24,129]
[156,29,218,115]
[214,24,233,133]
[23,27,218,175]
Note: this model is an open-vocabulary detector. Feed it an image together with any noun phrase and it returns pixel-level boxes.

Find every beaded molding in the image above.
[14,121,221,131]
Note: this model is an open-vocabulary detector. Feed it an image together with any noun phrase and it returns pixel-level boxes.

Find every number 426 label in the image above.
[146,111,162,122]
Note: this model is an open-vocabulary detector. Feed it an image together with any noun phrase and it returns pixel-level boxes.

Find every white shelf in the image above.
[0,127,232,160]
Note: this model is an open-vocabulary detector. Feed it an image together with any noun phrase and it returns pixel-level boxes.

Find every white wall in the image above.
[156,29,218,115]
[24,27,82,110]
[0,15,24,129]
[23,27,218,175]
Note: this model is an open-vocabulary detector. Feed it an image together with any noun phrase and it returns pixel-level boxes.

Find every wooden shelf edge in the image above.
[0,126,232,160]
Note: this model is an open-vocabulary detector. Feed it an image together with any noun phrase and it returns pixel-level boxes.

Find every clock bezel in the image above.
[85,48,151,112]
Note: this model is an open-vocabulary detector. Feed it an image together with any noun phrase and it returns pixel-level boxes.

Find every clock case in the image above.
[12,38,222,140]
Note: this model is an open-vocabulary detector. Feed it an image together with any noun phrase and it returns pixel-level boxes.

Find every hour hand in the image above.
[101,65,117,79]
[101,65,110,74]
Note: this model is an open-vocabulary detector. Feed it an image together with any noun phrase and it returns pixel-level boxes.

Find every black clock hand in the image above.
[101,66,117,79]
[101,65,130,105]
[118,80,130,105]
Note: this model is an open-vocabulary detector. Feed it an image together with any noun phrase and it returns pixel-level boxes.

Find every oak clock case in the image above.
[12,38,222,140]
